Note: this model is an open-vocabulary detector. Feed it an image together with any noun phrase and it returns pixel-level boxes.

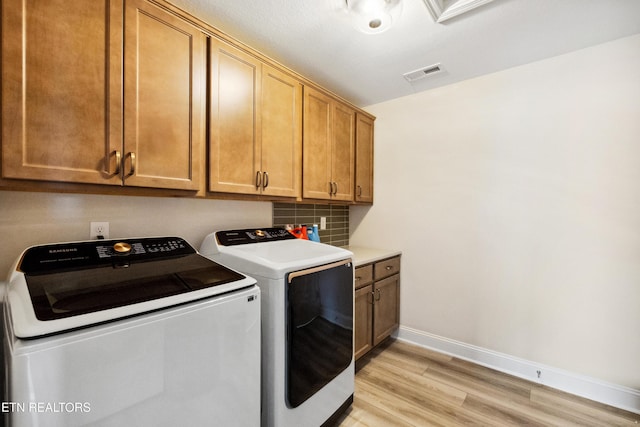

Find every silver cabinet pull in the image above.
[357,185,362,197]
[375,288,381,301]
[386,266,393,271]
[334,182,338,195]
[255,171,262,189]
[263,171,269,189]
[124,152,136,178]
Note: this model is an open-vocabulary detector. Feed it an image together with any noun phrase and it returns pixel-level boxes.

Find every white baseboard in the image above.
[395,326,640,415]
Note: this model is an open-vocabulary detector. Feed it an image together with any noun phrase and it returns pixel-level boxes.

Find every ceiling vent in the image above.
[403,63,443,82]
[423,0,498,23]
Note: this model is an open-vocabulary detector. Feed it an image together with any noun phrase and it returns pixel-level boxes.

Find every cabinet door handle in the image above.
[114,150,122,177]
[374,288,381,301]
[368,291,375,305]
[357,185,362,197]
[386,266,393,271]
[124,152,136,178]
[104,150,121,177]
[329,181,337,195]
[255,171,262,189]
[262,171,269,189]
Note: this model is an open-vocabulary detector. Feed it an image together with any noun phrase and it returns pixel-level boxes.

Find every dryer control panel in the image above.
[216,228,296,246]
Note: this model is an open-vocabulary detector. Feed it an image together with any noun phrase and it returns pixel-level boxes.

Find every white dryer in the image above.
[3,237,260,427]
[200,228,354,427]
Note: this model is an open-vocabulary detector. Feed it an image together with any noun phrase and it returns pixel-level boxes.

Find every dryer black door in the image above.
[286,259,353,408]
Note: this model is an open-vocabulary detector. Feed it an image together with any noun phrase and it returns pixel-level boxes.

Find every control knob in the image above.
[113,242,132,254]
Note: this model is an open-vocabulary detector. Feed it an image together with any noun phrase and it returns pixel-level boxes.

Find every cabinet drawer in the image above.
[354,264,373,289]
[374,256,400,280]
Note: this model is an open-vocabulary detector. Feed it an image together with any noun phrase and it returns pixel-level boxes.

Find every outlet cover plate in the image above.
[90,222,110,240]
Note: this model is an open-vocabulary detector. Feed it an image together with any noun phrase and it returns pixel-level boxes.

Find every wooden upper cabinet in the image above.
[2,0,367,201]
[331,103,355,201]
[209,38,301,198]
[302,87,355,201]
[302,88,332,200]
[1,0,204,191]
[355,113,374,203]
[260,65,302,197]
[1,0,123,185]
[209,38,260,194]
[123,0,205,190]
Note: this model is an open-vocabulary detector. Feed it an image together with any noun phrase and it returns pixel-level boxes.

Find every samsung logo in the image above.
[48,248,78,254]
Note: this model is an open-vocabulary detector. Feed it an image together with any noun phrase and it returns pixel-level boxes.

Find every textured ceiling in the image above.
[170,0,640,107]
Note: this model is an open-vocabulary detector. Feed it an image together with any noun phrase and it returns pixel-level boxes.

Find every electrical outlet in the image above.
[90,222,109,240]
[320,217,327,230]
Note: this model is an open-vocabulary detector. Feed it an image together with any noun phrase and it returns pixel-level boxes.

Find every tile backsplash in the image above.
[272,203,349,247]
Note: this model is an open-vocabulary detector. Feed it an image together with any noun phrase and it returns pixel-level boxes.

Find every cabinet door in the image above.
[331,102,355,201]
[208,39,261,194]
[373,274,400,346]
[1,0,123,185]
[354,284,373,360]
[123,0,204,190]
[302,87,332,200]
[260,65,302,198]
[355,113,374,203]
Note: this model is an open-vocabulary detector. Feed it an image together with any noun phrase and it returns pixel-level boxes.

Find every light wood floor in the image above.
[336,339,639,426]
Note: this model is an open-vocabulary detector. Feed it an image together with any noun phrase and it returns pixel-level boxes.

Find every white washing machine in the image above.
[200,228,354,427]
[2,237,260,427]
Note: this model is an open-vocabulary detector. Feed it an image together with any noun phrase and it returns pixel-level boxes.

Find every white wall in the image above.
[0,191,272,276]
[351,34,640,390]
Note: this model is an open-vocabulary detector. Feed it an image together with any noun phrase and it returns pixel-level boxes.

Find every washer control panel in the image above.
[19,237,194,274]
[96,238,188,259]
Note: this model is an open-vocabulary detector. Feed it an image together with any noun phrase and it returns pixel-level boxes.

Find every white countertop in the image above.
[345,246,402,267]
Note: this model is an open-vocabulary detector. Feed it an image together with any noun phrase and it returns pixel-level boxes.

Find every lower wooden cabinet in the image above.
[354,284,374,360]
[372,274,400,346]
[354,256,400,360]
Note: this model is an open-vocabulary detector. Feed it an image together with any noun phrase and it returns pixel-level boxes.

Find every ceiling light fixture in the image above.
[346,0,403,34]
